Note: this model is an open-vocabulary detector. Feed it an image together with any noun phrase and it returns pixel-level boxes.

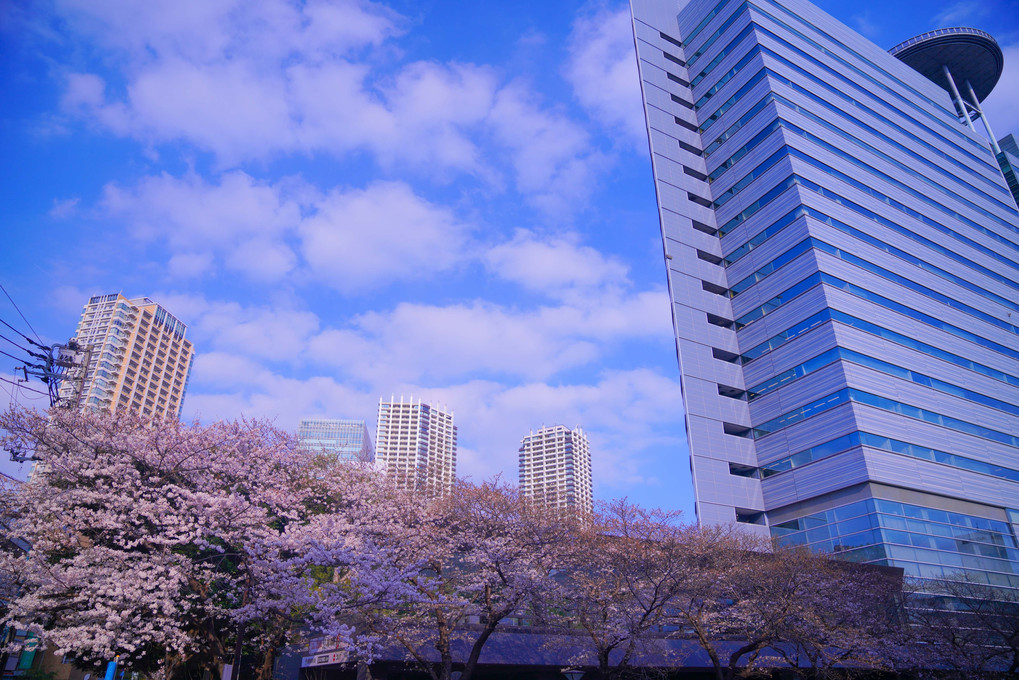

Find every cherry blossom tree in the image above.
[348,479,572,680]
[0,406,384,680]
[548,499,690,679]
[759,549,905,678]
[906,577,1019,678]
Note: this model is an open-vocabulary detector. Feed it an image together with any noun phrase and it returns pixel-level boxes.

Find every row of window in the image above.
[748,343,1019,417]
[720,172,1019,313]
[751,22,996,172]
[779,122,1019,251]
[736,204,1019,321]
[753,384,1019,450]
[695,34,760,107]
[760,430,1019,485]
[688,0,973,148]
[710,96,1014,232]
[775,497,1014,543]
[739,264,1019,365]
[749,0,992,160]
[680,0,735,50]
[800,177,1019,294]
[770,88,1016,215]
[714,144,786,208]
[692,24,994,196]
[692,22,755,88]
[700,48,1005,199]
[734,232,1019,343]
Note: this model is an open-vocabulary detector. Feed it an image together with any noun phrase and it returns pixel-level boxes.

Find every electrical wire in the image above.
[0,375,47,397]
[0,284,42,344]
[0,331,32,354]
[0,347,32,364]
[0,316,38,346]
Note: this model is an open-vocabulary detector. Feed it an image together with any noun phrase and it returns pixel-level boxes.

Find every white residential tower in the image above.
[518,425,593,515]
[375,396,457,495]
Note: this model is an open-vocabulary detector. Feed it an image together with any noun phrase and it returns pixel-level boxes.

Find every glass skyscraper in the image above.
[630,0,1019,596]
[297,418,374,463]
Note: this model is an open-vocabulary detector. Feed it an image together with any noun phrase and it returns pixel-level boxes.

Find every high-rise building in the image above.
[518,425,593,515]
[375,396,457,495]
[631,0,1019,596]
[997,133,1019,208]
[60,293,194,418]
[297,418,374,463]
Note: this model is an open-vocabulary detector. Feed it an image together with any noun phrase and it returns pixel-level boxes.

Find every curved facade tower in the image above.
[631,0,1019,596]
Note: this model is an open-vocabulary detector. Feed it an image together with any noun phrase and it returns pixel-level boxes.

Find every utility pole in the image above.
[20,338,91,410]
[6,339,91,463]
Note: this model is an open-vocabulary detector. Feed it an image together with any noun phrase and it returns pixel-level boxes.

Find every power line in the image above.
[0,316,37,346]
[0,284,42,344]
[0,331,32,355]
[0,347,33,365]
[0,375,48,398]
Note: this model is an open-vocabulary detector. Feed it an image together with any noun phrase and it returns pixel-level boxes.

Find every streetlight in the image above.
[561,669,584,680]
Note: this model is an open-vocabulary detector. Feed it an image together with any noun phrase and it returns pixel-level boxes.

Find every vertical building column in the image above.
[942,64,976,132]
[964,79,1003,154]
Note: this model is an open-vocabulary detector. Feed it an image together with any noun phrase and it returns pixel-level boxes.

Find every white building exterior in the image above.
[518,425,593,515]
[375,396,457,496]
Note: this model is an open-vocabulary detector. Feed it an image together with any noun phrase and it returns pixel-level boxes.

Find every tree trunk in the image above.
[460,621,499,680]
[255,626,286,680]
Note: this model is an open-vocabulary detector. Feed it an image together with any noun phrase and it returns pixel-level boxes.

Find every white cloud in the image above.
[373,61,498,174]
[309,301,601,383]
[55,0,401,64]
[307,288,672,384]
[101,170,302,281]
[565,5,646,150]
[932,1,987,26]
[167,252,214,279]
[184,370,377,430]
[125,60,296,163]
[850,12,880,39]
[299,181,474,292]
[180,367,686,498]
[487,82,607,217]
[49,197,80,219]
[224,239,298,282]
[151,294,321,363]
[102,171,299,246]
[52,0,613,216]
[486,229,630,297]
[101,170,479,290]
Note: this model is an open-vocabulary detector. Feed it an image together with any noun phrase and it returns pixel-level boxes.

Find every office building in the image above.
[297,418,374,463]
[630,0,1019,595]
[518,425,593,515]
[60,293,194,418]
[375,396,457,495]
[998,133,1019,208]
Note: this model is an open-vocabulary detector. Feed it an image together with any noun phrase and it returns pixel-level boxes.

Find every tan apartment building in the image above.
[59,293,194,419]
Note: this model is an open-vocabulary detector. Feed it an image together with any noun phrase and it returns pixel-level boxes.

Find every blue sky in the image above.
[1,0,1017,514]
